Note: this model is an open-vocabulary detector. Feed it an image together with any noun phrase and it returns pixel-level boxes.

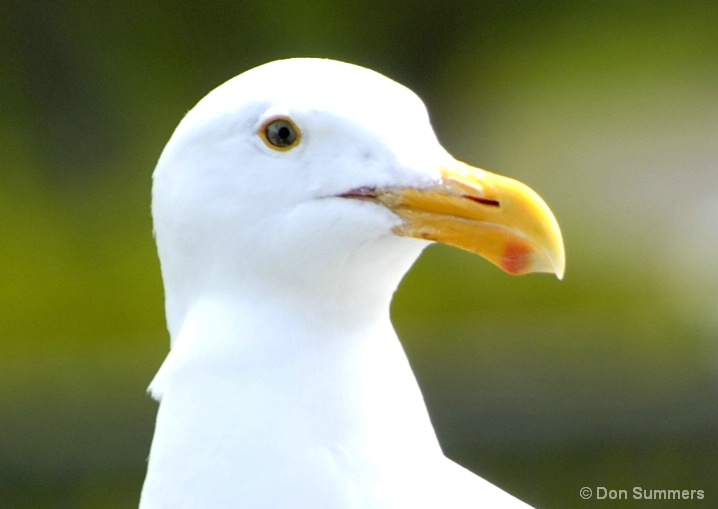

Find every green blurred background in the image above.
[2,2,716,508]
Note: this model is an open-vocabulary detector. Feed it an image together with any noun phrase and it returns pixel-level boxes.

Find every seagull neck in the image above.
[156,289,407,387]
[142,294,442,506]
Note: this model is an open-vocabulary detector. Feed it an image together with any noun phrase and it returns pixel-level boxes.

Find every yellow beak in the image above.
[348,159,565,278]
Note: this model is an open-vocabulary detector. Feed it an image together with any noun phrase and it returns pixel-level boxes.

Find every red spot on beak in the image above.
[501,241,533,275]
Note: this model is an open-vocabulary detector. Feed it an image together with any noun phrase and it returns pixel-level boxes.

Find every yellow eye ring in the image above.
[259,117,301,151]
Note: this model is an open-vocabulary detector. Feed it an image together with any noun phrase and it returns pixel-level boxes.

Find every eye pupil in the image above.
[264,118,299,149]
[277,126,291,140]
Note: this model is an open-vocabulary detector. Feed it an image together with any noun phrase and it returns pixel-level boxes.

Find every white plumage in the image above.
[142,58,563,509]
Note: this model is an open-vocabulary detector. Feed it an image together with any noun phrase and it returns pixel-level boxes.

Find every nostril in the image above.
[463,195,500,208]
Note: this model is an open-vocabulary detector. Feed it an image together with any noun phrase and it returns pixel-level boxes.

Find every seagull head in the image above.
[152,58,564,336]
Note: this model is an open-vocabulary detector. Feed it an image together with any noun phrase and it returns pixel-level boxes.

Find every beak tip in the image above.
[554,264,565,281]
[552,237,566,281]
[546,241,566,281]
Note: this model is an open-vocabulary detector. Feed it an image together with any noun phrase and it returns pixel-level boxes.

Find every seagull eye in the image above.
[261,117,301,150]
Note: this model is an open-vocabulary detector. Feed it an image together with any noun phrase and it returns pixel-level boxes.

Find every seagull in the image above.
[141,58,564,509]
